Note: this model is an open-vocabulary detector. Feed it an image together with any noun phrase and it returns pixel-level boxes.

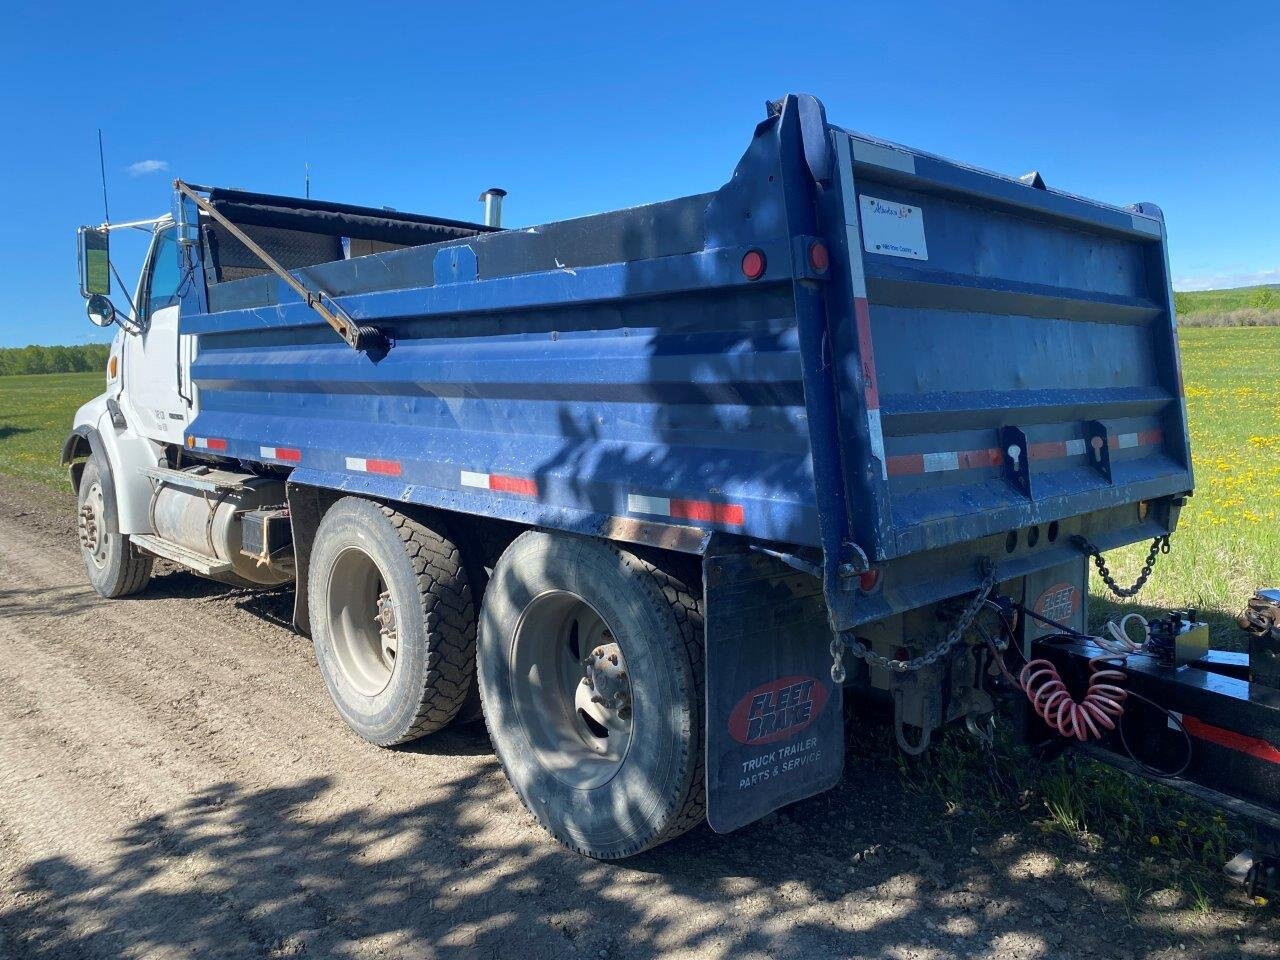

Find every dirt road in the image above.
[0,481,1274,960]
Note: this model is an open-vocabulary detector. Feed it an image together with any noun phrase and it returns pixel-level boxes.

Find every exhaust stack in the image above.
[479,187,507,228]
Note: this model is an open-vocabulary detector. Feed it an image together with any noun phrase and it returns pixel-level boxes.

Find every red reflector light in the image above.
[809,241,829,273]
[741,249,766,281]
[858,568,881,593]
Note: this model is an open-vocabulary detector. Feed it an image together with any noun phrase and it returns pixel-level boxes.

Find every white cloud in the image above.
[126,159,169,177]
[1172,267,1280,292]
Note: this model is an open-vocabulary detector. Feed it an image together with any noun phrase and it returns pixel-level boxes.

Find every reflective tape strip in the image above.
[1171,712,1280,765]
[851,139,916,174]
[887,447,1002,477]
[853,298,879,410]
[259,446,301,462]
[1110,428,1164,450]
[1029,438,1088,459]
[344,457,401,476]
[627,493,670,515]
[894,430,1165,478]
[923,451,959,473]
[461,470,537,496]
[852,296,886,479]
[192,436,226,451]
[627,493,744,526]
[834,136,868,300]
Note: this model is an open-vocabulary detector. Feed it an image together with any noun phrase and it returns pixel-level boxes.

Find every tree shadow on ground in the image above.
[2,717,1272,960]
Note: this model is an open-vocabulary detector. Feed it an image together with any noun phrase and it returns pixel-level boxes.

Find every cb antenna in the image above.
[304,161,310,199]
[97,129,111,224]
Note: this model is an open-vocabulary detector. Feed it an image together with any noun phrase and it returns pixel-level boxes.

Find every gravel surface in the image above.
[0,478,1275,959]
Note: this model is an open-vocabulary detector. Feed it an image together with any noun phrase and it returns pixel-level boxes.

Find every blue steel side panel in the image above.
[183,159,830,557]
[182,102,838,554]
[188,307,820,548]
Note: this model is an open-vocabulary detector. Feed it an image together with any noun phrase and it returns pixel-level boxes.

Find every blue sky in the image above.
[1,1,1276,348]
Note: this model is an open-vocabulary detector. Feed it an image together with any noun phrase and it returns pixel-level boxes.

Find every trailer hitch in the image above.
[175,180,389,355]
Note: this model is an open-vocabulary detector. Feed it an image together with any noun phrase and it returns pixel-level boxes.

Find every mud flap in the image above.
[703,547,844,833]
[1021,556,1089,647]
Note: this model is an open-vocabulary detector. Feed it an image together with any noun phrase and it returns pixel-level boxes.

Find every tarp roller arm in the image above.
[175,180,388,354]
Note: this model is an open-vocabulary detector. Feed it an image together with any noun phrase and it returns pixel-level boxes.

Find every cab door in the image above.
[120,223,192,444]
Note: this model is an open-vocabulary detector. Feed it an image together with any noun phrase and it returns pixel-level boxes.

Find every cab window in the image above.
[145,227,182,316]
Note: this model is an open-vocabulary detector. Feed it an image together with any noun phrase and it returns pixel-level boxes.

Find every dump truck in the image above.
[64,94,1278,878]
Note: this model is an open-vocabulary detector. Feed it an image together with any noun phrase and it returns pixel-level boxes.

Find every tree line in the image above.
[0,344,111,376]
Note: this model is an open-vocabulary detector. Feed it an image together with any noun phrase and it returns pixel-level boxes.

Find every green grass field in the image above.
[1093,326,1278,647]
[1176,284,1280,316]
[0,370,103,490]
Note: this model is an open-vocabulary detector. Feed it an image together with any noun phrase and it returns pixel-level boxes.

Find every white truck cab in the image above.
[113,219,197,445]
[67,215,218,594]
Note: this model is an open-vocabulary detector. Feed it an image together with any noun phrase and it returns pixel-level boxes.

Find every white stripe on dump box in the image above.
[345,457,367,472]
[1116,433,1140,449]
[921,451,960,473]
[1065,439,1087,456]
[627,493,671,516]
[460,471,489,489]
[851,139,917,174]
[867,408,887,479]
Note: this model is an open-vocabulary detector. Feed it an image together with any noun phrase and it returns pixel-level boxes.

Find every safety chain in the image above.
[830,560,997,683]
[1075,534,1171,599]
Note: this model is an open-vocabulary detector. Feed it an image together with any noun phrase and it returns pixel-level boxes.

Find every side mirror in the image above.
[78,226,111,298]
[86,293,117,328]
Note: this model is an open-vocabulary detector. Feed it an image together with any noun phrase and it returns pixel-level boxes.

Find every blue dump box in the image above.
[169,93,1194,835]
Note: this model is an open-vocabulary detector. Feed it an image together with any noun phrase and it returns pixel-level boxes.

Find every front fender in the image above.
[64,393,163,535]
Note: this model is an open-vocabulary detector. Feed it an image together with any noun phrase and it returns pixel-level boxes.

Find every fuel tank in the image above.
[150,474,291,586]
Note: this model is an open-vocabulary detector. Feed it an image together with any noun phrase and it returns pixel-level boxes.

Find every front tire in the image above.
[478,532,705,859]
[308,498,476,746]
[76,456,152,599]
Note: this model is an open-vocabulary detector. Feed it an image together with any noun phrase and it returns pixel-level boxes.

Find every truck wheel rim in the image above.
[510,590,634,789]
[78,480,108,569]
[327,547,397,697]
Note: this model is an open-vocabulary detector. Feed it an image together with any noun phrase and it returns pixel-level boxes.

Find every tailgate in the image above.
[829,130,1193,560]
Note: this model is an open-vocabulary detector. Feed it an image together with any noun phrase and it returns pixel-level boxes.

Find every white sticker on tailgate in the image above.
[860,195,928,260]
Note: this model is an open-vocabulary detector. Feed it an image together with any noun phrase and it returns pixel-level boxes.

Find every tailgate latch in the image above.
[1085,420,1113,483]
[1000,426,1032,497]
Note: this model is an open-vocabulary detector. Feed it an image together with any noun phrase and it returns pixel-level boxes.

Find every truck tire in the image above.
[76,456,152,598]
[478,531,705,859]
[308,498,476,746]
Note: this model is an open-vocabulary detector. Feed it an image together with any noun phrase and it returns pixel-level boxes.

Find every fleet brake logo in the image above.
[1034,582,1080,624]
[728,675,829,746]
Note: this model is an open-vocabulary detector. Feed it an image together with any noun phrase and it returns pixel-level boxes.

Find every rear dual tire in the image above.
[478,532,705,859]
[308,498,476,746]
